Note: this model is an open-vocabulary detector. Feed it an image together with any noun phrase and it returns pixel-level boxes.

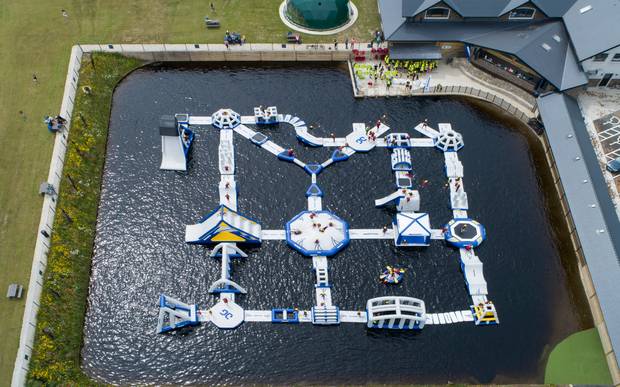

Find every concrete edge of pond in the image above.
[12,45,619,386]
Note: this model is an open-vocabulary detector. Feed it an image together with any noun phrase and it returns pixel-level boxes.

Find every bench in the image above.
[6,284,24,299]
[286,32,301,44]
[204,17,220,28]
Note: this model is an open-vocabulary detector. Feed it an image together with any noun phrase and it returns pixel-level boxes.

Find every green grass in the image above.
[545,328,613,384]
[25,53,142,386]
[0,1,380,385]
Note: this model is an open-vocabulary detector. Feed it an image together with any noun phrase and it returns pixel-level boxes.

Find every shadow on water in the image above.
[81,62,591,385]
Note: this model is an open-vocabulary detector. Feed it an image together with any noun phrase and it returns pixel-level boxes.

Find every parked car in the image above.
[606,157,620,173]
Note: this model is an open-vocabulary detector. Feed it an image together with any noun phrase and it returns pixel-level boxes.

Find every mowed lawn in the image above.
[0,1,380,384]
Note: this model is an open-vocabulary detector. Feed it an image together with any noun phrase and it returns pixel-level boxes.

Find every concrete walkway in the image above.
[353,58,537,119]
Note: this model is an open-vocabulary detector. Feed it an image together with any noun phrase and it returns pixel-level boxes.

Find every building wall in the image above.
[581,46,620,84]
[438,41,465,58]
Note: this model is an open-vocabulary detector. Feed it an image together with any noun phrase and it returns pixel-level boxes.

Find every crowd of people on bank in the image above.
[354,56,438,89]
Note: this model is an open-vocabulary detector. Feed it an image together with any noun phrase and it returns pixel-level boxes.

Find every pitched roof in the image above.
[560,0,620,60]
[380,6,588,90]
[402,0,443,18]
[537,93,620,372]
[398,0,620,61]
[402,0,539,18]
[530,0,576,17]
[447,0,529,17]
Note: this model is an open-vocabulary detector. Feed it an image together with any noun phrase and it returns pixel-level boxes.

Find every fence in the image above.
[410,85,532,124]
[540,130,620,385]
[412,85,531,123]
[11,45,83,387]
[76,43,352,62]
[11,42,357,387]
[16,43,620,386]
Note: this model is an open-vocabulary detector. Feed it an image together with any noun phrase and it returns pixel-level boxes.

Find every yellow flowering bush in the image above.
[27,53,142,386]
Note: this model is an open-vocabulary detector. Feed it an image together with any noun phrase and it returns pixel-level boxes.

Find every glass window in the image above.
[593,53,609,62]
[425,7,450,19]
[509,7,536,19]
[612,53,620,62]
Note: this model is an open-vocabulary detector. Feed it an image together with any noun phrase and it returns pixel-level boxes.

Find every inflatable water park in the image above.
[155,106,499,334]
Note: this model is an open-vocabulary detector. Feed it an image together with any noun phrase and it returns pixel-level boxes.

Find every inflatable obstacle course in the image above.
[156,109,498,335]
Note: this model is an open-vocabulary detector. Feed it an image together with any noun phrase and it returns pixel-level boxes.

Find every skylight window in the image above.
[541,43,551,51]
[509,7,536,19]
[424,7,450,19]
[579,5,592,13]
[552,35,561,42]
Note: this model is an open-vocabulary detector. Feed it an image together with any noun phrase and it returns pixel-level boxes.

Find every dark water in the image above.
[82,63,589,385]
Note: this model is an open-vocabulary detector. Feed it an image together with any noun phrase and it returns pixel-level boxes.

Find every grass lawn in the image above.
[27,53,143,386]
[545,328,613,384]
[0,1,380,385]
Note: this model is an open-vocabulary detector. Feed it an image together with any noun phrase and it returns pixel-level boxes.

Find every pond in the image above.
[81,63,590,384]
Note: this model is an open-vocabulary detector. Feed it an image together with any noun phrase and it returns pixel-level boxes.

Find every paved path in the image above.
[354,59,536,119]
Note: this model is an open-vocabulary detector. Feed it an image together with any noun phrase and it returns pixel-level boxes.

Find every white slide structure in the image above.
[375,190,405,207]
[375,189,419,212]
[185,213,221,243]
[185,206,262,244]
[160,133,186,171]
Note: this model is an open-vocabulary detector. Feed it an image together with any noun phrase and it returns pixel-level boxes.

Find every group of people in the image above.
[354,62,398,83]
[224,30,245,47]
[380,265,405,284]
[44,115,67,132]
[385,56,438,75]
[355,56,439,91]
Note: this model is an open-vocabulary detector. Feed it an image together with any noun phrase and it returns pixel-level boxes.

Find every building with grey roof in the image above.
[537,92,620,383]
[379,1,620,382]
[380,0,620,91]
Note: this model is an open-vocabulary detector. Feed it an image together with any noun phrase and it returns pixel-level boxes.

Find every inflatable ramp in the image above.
[156,295,200,333]
[160,115,193,171]
[375,189,420,211]
[185,205,262,244]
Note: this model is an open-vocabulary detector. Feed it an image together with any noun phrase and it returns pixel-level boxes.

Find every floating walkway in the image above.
[157,108,499,334]
[373,121,497,324]
[425,309,475,325]
[196,308,475,326]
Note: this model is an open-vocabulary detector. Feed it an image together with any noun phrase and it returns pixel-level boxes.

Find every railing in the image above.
[74,43,353,61]
[11,45,83,387]
[410,85,533,124]
[12,43,361,387]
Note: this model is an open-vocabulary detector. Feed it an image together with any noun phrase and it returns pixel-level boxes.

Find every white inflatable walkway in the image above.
[219,130,235,175]
[459,248,488,297]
